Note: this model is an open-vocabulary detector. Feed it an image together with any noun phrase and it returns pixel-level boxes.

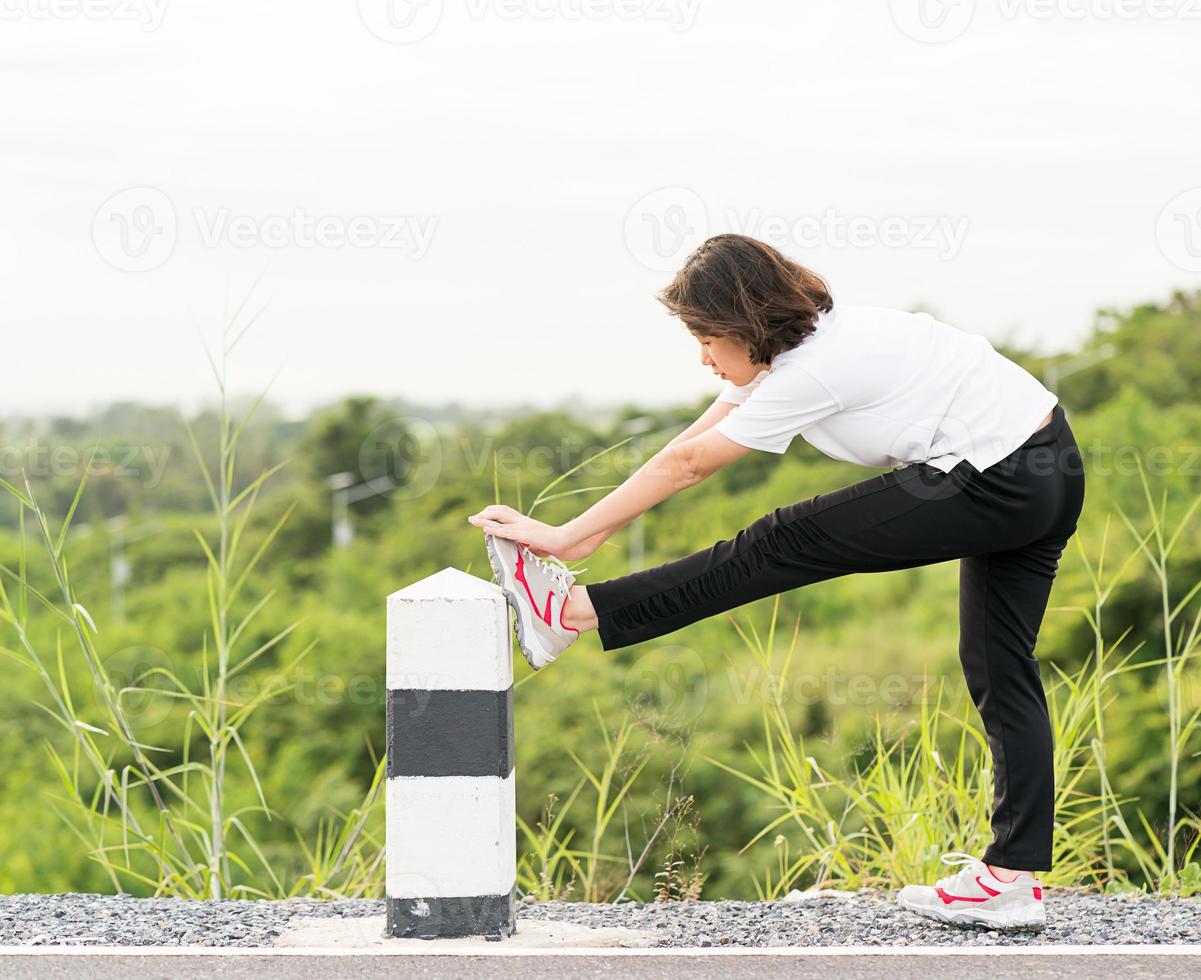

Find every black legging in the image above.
[587,404,1086,870]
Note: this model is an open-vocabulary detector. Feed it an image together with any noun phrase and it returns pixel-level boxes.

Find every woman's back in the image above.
[715,304,1059,473]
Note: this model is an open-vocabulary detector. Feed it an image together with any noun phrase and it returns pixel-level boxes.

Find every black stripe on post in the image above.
[387,889,517,940]
[386,687,514,778]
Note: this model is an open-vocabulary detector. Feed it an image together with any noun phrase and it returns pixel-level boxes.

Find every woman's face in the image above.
[694,332,764,386]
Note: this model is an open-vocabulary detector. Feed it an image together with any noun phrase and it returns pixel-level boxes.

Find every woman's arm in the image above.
[559,399,738,555]
[468,406,751,556]
[561,426,749,547]
[664,398,738,448]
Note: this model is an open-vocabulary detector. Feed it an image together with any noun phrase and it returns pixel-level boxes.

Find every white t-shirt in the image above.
[713,304,1059,474]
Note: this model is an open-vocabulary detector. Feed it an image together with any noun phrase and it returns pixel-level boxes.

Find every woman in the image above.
[469,233,1085,930]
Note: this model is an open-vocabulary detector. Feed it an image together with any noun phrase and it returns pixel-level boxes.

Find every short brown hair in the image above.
[657,234,833,365]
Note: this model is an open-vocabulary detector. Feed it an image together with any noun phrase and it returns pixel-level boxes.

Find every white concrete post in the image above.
[385,567,516,939]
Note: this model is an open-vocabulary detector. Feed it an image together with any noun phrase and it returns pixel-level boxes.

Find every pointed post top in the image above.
[389,567,503,602]
[387,566,512,692]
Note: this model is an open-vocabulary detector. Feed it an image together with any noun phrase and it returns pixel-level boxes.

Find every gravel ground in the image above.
[0,895,380,947]
[521,892,1201,947]
[1,890,1199,948]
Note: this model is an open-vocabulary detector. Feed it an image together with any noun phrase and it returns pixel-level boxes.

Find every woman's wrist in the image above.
[563,518,616,551]
[559,518,587,551]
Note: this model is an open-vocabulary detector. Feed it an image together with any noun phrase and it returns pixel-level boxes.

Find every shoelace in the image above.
[520,545,581,595]
[933,851,987,891]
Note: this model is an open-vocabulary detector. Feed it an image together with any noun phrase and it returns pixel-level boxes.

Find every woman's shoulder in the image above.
[777,303,911,356]
[827,303,936,326]
[770,304,947,382]
[810,304,956,348]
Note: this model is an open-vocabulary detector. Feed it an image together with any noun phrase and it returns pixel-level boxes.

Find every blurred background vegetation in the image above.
[2,291,1200,900]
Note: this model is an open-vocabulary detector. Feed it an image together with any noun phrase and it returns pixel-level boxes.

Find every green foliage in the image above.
[0,320,383,900]
[1053,292,1201,412]
[2,289,1201,900]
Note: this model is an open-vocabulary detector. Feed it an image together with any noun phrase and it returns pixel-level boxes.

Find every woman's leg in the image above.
[960,419,1086,872]
[562,585,598,632]
[583,460,1014,650]
[959,539,1067,873]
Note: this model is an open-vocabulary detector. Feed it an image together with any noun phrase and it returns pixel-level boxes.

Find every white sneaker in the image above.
[896,852,1046,930]
[484,534,581,670]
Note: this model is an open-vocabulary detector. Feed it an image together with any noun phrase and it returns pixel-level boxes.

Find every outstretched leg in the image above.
[585,461,992,650]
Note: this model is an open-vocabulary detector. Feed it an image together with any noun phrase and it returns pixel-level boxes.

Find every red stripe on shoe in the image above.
[513,546,577,635]
[558,597,580,636]
[512,548,554,628]
[935,886,989,905]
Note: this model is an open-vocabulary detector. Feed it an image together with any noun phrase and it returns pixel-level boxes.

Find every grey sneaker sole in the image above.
[896,892,1047,931]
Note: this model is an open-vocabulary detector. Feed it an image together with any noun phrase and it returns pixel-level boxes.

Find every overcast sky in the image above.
[2,0,1199,418]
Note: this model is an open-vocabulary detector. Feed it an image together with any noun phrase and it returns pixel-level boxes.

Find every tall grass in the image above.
[514,703,701,903]
[0,314,385,899]
[1111,459,1201,884]
[706,477,1201,897]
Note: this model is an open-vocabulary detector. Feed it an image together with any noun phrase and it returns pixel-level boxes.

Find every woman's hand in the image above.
[467,505,574,557]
